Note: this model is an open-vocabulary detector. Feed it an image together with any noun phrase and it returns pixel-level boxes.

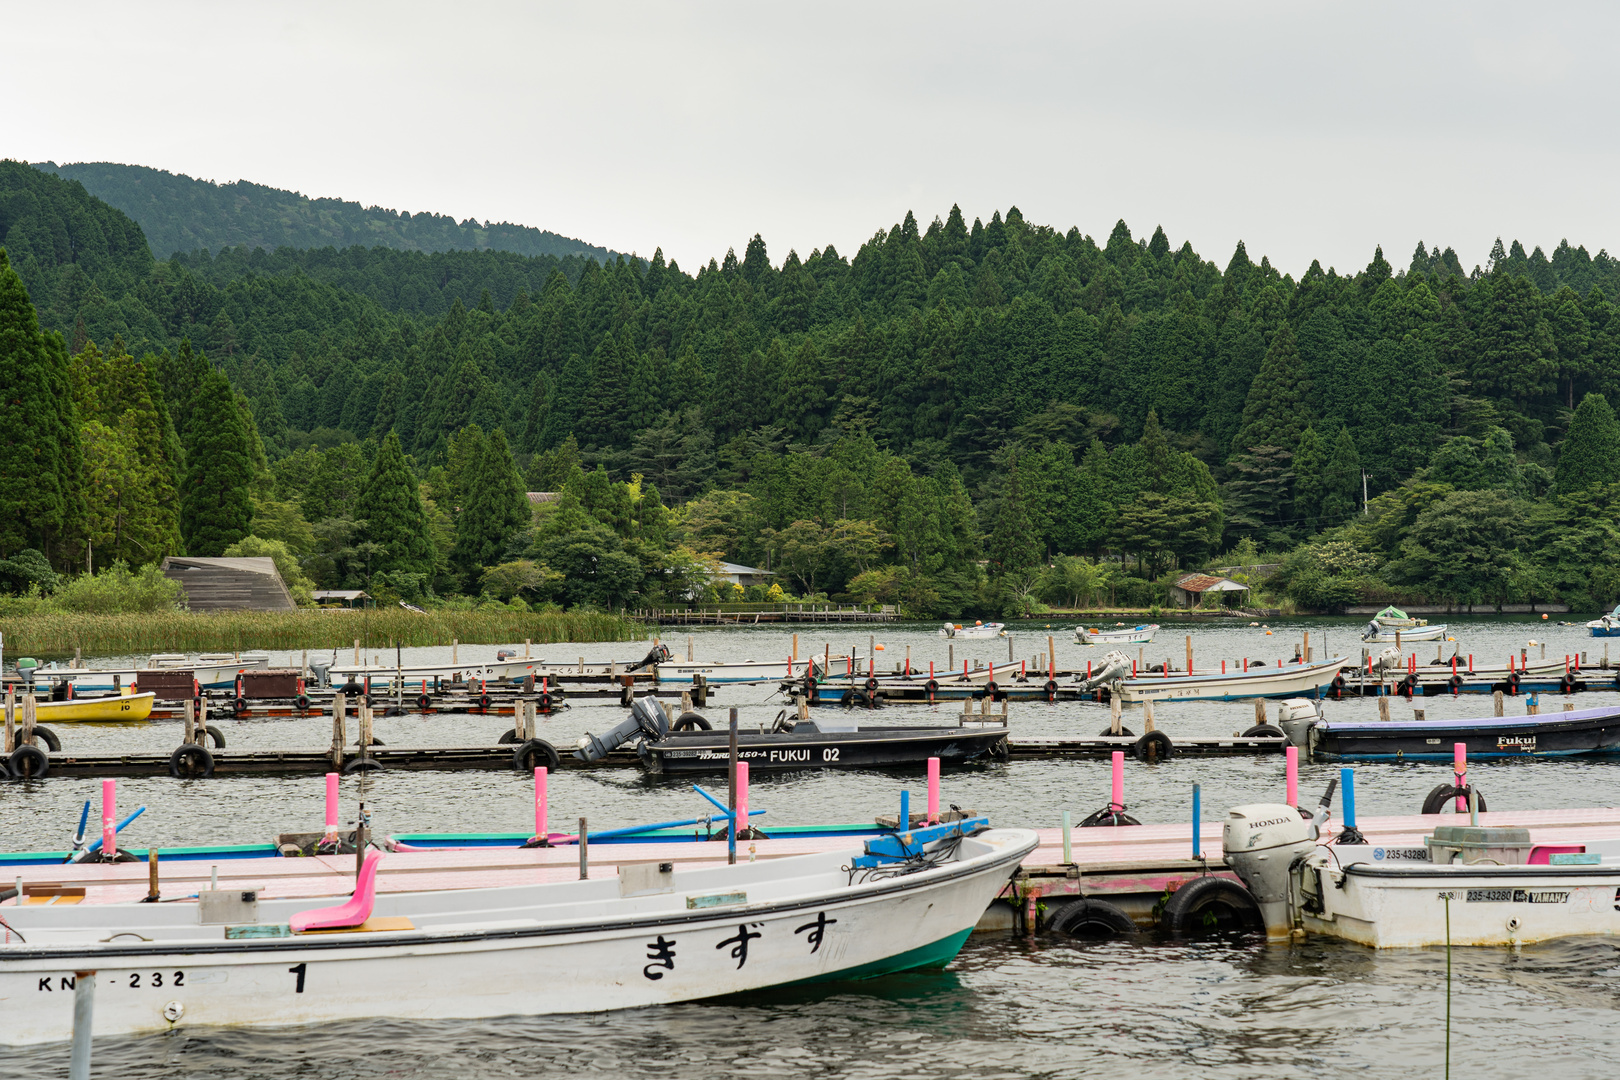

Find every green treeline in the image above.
[6,156,1620,616]
[34,161,617,263]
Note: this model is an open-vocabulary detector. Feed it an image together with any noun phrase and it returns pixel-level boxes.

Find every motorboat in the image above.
[576,697,1010,775]
[1101,653,1351,704]
[1360,621,1448,643]
[1221,794,1620,947]
[1074,623,1158,646]
[1370,605,1428,628]
[938,621,1005,639]
[1588,604,1620,637]
[0,823,1037,1043]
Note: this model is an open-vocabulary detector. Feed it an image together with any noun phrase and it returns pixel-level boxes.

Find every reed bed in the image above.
[0,608,645,659]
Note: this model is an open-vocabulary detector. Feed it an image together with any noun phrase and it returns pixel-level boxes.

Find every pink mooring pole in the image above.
[1285,745,1299,806]
[1110,751,1124,811]
[101,779,116,856]
[534,766,548,842]
[1454,743,1467,813]
[926,757,940,824]
[323,772,339,842]
[736,762,749,837]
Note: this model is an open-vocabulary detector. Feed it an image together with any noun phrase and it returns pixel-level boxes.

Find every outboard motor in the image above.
[496,649,517,661]
[575,695,668,762]
[1370,646,1401,674]
[1075,650,1131,693]
[308,658,332,689]
[1360,620,1380,642]
[627,642,672,673]
[1276,697,1321,748]
[1222,780,1336,938]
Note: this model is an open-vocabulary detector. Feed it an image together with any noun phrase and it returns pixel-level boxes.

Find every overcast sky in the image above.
[10,2,1617,276]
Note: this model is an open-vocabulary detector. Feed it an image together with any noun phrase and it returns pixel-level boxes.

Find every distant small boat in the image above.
[1361,622,1449,643]
[1588,605,1620,638]
[20,654,269,694]
[939,621,1005,639]
[1371,605,1428,628]
[1116,656,1351,704]
[31,691,155,724]
[1075,623,1158,646]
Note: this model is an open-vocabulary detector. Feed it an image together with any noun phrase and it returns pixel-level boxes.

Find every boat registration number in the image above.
[1497,736,1537,749]
[1462,889,1570,904]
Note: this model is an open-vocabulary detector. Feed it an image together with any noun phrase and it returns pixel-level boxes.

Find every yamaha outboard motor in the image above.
[308,658,332,689]
[1075,649,1131,693]
[627,642,673,673]
[575,695,669,761]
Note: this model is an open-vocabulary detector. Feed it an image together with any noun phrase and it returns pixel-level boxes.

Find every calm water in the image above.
[6,616,1620,1078]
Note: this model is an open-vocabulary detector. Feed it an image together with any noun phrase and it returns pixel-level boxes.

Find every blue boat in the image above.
[1588,605,1620,637]
[1309,704,1620,761]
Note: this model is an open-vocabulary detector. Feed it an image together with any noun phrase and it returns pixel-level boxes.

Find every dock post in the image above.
[1048,636,1055,678]
[793,634,798,661]
[525,638,531,659]
[330,692,347,771]
[68,968,95,1080]
[1192,783,1201,857]
[21,691,35,748]
[1061,810,1072,864]
[183,698,196,746]
[737,762,750,838]
[1008,635,1014,663]
[1144,699,1156,733]
[147,849,160,902]
[323,773,340,845]
[101,779,116,859]
[354,638,360,664]
[1110,751,1124,812]
[1186,635,1193,675]
[579,818,588,879]
[926,757,940,824]
[948,642,953,668]
[687,636,693,662]
[1110,694,1122,735]
[1303,631,1310,663]
[534,767,548,844]
[1286,745,1298,805]
[1493,690,1504,717]
[3,685,11,754]
[1377,696,1390,722]
[1454,744,1467,813]
[728,709,739,865]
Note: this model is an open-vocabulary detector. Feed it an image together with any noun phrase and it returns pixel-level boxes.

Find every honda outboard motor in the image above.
[1222,780,1336,937]
[1276,697,1321,748]
[628,642,673,673]
[575,695,668,761]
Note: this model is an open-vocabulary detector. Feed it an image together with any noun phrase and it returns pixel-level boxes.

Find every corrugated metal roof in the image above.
[1175,574,1247,593]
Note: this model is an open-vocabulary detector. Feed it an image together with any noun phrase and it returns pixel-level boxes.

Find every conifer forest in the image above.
[5,157,1620,618]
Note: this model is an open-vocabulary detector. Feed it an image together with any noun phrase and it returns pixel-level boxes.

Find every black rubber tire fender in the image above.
[203,724,226,748]
[168,744,213,779]
[478,693,492,711]
[1331,673,1347,691]
[1422,783,1487,815]
[985,681,1000,698]
[498,729,519,745]
[1449,674,1463,691]
[840,690,855,708]
[1049,897,1138,939]
[1506,671,1521,694]
[9,744,49,779]
[989,736,1010,761]
[1133,730,1173,762]
[31,725,61,752]
[233,696,249,716]
[1242,724,1285,739]
[1397,675,1415,699]
[1560,674,1576,693]
[512,738,561,772]
[1098,726,1136,738]
[671,712,712,732]
[417,694,432,710]
[537,692,553,713]
[1160,876,1264,935]
[1044,679,1058,698]
[864,677,879,692]
[343,756,383,774]
[926,679,940,694]
[296,694,311,712]
[1079,807,1142,827]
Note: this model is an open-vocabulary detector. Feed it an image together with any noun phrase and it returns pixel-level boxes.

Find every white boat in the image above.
[1115,656,1351,704]
[938,621,1005,639]
[327,647,859,687]
[0,824,1036,1044]
[1222,802,1620,948]
[1360,622,1448,643]
[21,654,270,693]
[326,655,566,687]
[1588,604,1620,638]
[1370,605,1428,628]
[1074,623,1158,646]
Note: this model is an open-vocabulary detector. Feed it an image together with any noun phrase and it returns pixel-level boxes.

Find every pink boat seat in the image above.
[1527,845,1585,865]
[290,850,384,933]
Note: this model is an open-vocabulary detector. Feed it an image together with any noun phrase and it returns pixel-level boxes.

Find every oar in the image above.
[60,800,91,863]
[69,806,146,863]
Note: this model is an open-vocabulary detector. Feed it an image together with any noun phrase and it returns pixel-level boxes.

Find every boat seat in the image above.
[291,850,383,933]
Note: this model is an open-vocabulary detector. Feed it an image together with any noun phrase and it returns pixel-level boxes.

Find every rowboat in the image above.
[1370,604,1428,628]
[1360,622,1448,643]
[1220,797,1620,948]
[30,691,155,724]
[1301,704,1620,761]
[938,621,1005,639]
[0,823,1037,1044]
[19,655,270,694]
[1588,604,1620,637]
[1115,656,1351,704]
[1074,623,1158,645]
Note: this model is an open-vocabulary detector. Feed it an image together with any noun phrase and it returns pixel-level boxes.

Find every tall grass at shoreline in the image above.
[0,609,645,659]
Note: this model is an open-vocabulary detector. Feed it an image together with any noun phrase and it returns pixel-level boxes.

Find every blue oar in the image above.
[63,800,91,861]
[69,807,146,863]
[580,810,768,844]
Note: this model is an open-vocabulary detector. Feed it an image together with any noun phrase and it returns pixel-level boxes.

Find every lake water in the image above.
[5,616,1620,1078]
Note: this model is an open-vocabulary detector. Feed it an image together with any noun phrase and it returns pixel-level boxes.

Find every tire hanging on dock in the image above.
[168,744,213,780]
[9,744,49,779]
[512,738,561,772]
[671,712,711,731]
[1241,725,1285,739]
[1421,784,1487,815]
[1160,876,1264,935]
[1049,898,1138,939]
[31,725,61,752]
[1133,731,1173,762]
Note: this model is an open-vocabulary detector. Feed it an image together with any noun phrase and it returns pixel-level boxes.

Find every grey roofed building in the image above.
[161,556,296,611]
[715,562,774,588]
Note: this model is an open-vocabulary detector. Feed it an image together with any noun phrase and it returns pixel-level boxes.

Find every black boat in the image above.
[575,697,1009,775]
[1305,704,1620,761]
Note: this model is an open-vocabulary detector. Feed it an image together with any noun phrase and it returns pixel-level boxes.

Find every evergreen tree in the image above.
[452,428,530,585]
[179,367,255,555]
[1232,322,1309,453]
[1292,426,1325,533]
[0,250,81,563]
[1555,393,1620,494]
[1321,425,1362,527]
[354,432,436,579]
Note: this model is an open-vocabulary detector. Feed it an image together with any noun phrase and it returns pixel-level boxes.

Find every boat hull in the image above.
[1074,625,1158,645]
[31,692,155,724]
[27,660,267,693]
[0,830,1035,1044]
[1314,706,1620,761]
[1118,658,1349,703]
[1361,624,1448,643]
[640,725,1010,774]
[1302,861,1620,948]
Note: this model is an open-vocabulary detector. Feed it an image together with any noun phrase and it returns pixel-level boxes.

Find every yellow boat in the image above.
[30,691,156,723]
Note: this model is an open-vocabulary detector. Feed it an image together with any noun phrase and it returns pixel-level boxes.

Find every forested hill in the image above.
[32,161,619,263]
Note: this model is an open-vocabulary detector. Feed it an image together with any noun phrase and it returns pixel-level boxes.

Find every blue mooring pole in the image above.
[1191,783,1201,857]
[1340,767,1357,830]
[899,790,910,831]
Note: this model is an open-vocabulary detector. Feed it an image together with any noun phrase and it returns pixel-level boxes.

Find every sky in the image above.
[9,1,1619,276]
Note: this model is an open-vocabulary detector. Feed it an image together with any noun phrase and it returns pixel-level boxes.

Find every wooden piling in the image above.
[1048,636,1055,678]
[354,638,360,664]
[1110,694,1122,735]
[793,633,798,661]
[1144,699,1156,733]
[1493,690,1505,716]
[147,849,161,901]
[183,699,196,746]
[1413,709,1425,723]
[1303,631,1310,663]
[1378,696,1391,722]
[21,693,35,747]
[331,692,347,770]
[3,686,12,754]
[1253,699,1266,726]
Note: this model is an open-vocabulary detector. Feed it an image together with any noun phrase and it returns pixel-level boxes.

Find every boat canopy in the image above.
[1375,605,1408,621]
